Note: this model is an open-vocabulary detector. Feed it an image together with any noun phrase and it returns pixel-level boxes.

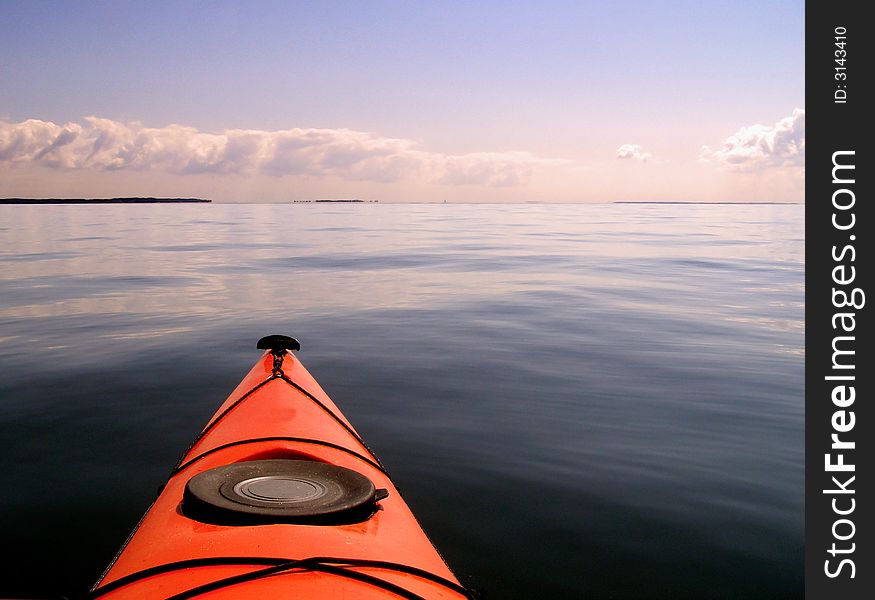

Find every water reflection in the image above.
[0,203,803,598]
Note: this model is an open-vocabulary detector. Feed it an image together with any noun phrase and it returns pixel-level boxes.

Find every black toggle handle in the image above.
[257,335,301,352]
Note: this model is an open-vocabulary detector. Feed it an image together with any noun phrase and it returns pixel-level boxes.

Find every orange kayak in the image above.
[90,335,471,599]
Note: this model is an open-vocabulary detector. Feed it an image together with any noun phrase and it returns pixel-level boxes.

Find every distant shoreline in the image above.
[0,197,211,205]
[614,201,796,205]
[291,199,377,203]
[0,198,801,205]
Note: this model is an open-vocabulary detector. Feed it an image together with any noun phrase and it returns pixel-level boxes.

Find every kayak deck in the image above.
[91,337,471,599]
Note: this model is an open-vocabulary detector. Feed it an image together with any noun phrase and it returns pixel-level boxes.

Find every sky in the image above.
[0,1,804,203]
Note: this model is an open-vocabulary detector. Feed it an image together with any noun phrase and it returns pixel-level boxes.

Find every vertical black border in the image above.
[805,1,871,598]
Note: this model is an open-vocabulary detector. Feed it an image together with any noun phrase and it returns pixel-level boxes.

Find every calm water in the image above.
[0,203,803,598]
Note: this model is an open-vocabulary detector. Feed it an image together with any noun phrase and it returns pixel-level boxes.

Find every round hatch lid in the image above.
[183,459,385,525]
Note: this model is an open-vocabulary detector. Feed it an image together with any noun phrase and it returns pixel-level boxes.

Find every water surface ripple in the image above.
[0,203,803,598]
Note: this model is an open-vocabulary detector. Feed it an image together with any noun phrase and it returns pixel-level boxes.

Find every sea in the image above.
[0,202,803,599]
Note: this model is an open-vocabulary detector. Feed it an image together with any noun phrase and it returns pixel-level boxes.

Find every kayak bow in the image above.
[91,335,471,599]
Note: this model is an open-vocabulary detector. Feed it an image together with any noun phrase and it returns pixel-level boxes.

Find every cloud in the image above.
[701,108,804,170]
[438,152,545,187]
[615,144,652,162]
[0,116,565,187]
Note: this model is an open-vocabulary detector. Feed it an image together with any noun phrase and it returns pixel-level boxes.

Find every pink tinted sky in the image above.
[1,1,804,203]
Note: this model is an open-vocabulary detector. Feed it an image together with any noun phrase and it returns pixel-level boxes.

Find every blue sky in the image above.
[1,1,804,202]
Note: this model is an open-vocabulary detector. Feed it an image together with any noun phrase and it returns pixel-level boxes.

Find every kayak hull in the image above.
[91,347,467,599]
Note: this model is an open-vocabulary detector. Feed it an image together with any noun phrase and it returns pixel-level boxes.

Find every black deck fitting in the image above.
[256,335,301,352]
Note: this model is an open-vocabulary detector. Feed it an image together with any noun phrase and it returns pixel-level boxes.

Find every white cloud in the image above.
[0,116,565,187]
[438,152,545,187]
[701,108,804,170]
[616,144,652,162]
